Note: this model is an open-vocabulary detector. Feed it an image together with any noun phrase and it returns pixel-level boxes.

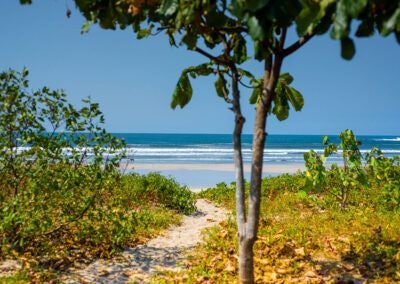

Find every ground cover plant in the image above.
[153,132,400,283]
[0,69,196,282]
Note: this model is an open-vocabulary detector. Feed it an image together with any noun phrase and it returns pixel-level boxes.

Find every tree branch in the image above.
[282,32,314,57]
[278,28,287,51]
[194,47,220,62]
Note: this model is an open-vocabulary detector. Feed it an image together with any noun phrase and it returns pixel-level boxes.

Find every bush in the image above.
[367,148,400,209]
[0,69,196,281]
[136,172,196,215]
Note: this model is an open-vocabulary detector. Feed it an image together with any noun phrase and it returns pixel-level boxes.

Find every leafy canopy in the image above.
[19,1,400,122]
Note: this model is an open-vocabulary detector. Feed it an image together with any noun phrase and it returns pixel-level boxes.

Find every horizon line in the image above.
[108,132,399,136]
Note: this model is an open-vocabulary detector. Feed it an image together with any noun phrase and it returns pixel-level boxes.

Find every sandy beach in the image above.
[121,162,306,188]
[124,162,305,174]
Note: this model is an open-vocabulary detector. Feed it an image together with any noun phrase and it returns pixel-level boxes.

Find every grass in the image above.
[154,173,400,283]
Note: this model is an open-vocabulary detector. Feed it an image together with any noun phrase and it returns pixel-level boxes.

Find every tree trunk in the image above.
[230,68,246,247]
[238,54,284,283]
[231,70,246,234]
[238,237,254,283]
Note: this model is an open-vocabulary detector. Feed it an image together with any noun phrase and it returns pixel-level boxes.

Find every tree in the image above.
[19,0,400,283]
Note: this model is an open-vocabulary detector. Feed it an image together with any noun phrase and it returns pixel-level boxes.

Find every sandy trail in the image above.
[61,199,227,283]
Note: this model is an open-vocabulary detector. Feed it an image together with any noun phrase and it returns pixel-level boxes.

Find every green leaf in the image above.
[81,21,93,34]
[171,73,192,109]
[340,37,355,60]
[247,16,265,41]
[285,86,304,111]
[254,40,272,61]
[249,85,262,104]
[296,0,321,36]
[214,75,227,98]
[279,73,294,85]
[186,64,213,77]
[272,89,289,121]
[233,34,247,64]
[297,190,308,199]
[168,34,177,47]
[355,19,375,37]
[237,68,255,80]
[137,28,152,39]
[342,0,367,18]
[182,32,198,50]
[158,0,179,17]
[382,7,400,36]
[273,102,289,121]
[22,68,29,78]
[331,0,348,39]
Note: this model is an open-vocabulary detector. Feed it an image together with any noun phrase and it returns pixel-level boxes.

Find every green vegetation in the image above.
[0,69,196,282]
[153,131,400,283]
[304,129,369,209]
[63,1,400,281]
[156,170,399,283]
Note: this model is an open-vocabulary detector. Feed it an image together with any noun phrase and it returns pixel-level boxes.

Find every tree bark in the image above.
[238,237,254,283]
[237,54,284,283]
[231,70,246,234]
[230,68,249,283]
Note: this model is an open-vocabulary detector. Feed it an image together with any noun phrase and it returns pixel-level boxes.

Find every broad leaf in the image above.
[182,32,198,50]
[171,73,192,109]
[185,64,213,79]
[272,101,289,121]
[214,75,228,98]
[279,73,294,85]
[355,18,375,37]
[342,0,367,18]
[285,85,304,111]
[296,0,321,36]
[247,16,265,41]
[340,37,355,60]
[237,68,255,81]
[249,85,262,104]
[331,0,348,39]
[233,34,247,64]
[382,7,400,36]
[272,87,289,121]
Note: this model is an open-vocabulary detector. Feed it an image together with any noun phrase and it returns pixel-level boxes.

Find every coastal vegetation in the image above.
[62,0,400,282]
[7,1,400,283]
[0,69,196,282]
[155,138,400,282]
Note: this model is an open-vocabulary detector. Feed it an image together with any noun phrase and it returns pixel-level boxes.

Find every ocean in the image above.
[113,133,400,187]
[115,133,400,165]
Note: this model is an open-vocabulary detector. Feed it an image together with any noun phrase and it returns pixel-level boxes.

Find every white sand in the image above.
[124,162,305,174]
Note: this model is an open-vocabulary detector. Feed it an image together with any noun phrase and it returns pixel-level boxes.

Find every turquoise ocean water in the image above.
[112,133,400,187]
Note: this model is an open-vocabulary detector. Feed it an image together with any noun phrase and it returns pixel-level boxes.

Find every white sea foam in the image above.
[9,145,400,164]
[374,137,400,142]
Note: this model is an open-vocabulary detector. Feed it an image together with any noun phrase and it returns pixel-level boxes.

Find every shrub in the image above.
[0,68,125,253]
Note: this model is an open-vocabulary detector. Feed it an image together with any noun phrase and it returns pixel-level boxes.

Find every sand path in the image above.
[61,199,227,283]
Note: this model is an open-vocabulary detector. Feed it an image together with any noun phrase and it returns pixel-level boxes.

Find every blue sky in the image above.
[0,1,399,135]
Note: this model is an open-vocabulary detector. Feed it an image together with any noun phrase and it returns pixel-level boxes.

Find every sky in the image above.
[0,1,399,135]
